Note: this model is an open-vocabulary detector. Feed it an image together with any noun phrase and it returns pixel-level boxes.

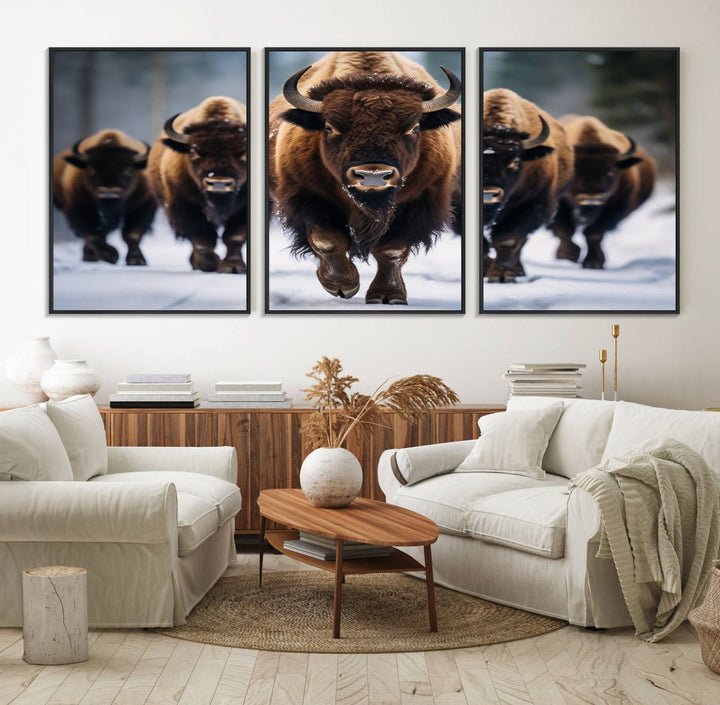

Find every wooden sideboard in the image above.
[99,405,504,533]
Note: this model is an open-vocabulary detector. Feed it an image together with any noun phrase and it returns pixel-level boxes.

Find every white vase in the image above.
[4,337,58,402]
[40,360,101,402]
[300,447,363,508]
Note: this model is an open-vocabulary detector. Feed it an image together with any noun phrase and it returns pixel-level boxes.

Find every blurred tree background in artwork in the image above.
[484,50,677,177]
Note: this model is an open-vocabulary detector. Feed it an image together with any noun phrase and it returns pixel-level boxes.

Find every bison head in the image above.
[279,65,461,255]
[162,117,247,226]
[482,117,554,224]
[567,137,643,223]
[65,138,149,225]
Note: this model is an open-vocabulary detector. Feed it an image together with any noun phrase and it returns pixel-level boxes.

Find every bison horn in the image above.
[521,115,550,150]
[71,139,89,165]
[163,114,191,144]
[421,67,462,113]
[134,142,151,164]
[283,66,324,113]
[619,135,637,158]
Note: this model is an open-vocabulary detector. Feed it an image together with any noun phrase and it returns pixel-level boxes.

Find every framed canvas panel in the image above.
[481,48,679,313]
[50,48,250,313]
[265,48,465,313]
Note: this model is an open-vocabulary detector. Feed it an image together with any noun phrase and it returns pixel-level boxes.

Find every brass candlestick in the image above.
[612,324,620,401]
[599,349,607,401]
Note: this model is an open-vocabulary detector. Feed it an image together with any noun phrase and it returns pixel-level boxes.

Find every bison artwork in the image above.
[148,96,248,273]
[53,129,156,265]
[482,88,574,283]
[551,115,656,269]
[269,51,462,305]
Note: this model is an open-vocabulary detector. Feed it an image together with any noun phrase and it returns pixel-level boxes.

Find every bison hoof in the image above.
[126,252,147,266]
[190,250,220,272]
[218,258,247,274]
[366,293,408,305]
[556,241,581,263]
[83,243,119,265]
[321,282,360,299]
[485,260,520,283]
[582,257,605,270]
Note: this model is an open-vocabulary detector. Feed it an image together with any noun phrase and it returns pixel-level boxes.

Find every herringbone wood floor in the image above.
[1,553,718,705]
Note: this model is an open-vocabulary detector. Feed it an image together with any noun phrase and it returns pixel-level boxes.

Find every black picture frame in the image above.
[264,48,466,314]
[480,47,679,314]
[49,47,251,314]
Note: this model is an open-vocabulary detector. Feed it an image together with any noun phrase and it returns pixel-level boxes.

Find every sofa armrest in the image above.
[378,440,475,500]
[107,446,237,483]
[0,481,177,544]
[567,486,602,543]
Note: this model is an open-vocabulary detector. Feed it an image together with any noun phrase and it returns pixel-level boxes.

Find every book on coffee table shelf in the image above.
[125,373,192,384]
[283,531,393,561]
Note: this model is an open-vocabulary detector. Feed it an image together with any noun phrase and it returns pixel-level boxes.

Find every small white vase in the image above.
[300,447,363,508]
[40,360,101,402]
[4,337,58,402]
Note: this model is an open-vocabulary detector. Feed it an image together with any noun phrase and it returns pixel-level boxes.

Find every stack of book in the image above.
[109,373,199,408]
[283,531,393,561]
[200,381,292,408]
[503,363,586,399]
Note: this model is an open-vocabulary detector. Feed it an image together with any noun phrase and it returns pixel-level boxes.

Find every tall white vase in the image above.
[4,337,58,403]
[40,360,101,402]
[299,447,363,508]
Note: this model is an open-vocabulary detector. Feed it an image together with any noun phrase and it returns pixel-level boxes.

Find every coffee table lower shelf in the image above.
[265,530,425,574]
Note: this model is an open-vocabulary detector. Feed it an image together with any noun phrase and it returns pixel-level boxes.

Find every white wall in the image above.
[1,0,718,409]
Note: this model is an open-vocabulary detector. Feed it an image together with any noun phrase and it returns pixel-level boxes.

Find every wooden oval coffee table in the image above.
[257,488,439,639]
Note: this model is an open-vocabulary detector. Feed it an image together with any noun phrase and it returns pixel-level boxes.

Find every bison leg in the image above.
[122,198,156,266]
[482,235,493,275]
[219,212,247,274]
[308,226,360,299]
[551,199,581,263]
[366,243,410,305]
[583,232,606,269]
[485,236,527,283]
[166,202,220,272]
[83,236,119,265]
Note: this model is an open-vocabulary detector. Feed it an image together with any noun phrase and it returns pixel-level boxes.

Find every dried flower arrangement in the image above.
[302,356,459,450]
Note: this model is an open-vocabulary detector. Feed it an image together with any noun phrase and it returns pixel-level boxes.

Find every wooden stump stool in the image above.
[22,566,88,665]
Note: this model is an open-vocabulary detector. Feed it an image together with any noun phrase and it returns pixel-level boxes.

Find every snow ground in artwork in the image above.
[267,223,463,312]
[53,212,247,312]
[483,185,677,312]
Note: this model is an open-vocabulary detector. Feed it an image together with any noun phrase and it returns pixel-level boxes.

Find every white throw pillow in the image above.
[602,401,720,477]
[508,396,616,478]
[45,395,108,481]
[0,405,73,481]
[456,404,564,479]
[392,440,476,486]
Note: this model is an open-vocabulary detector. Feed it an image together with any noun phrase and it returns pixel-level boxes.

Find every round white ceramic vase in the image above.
[4,337,58,402]
[299,447,363,508]
[40,360,101,402]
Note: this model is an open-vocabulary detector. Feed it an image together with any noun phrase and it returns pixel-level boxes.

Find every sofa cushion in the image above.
[176,492,219,556]
[456,404,563,479]
[392,440,476,486]
[601,402,720,476]
[508,396,616,478]
[0,405,73,481]
[45,395,108,481]
[393,471,568,536]
[91,471,241,525]
[466,486,570,558]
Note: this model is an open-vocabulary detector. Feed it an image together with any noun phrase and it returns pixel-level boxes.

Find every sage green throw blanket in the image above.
[571,438,720,641]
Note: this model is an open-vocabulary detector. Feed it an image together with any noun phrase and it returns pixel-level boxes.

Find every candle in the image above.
[611,324,620,401]
[599,349,607,401]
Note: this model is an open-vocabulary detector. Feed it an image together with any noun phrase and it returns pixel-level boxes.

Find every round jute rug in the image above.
[154,571,565,653]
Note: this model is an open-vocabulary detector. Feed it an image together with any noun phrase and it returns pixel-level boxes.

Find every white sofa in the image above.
[0,396,241,628]
[378,397,720,628]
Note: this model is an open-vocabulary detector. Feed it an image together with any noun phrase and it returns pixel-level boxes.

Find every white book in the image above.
[508,363,586,371]
[200,400,292,409]
[207,392,287,402]
[503,372,582,380]
[110,392,199,402]
[282,539,392,561]
[298,531,363,548]
[126,373,192,383]
[214,381,283,392]
[117,382,195,393]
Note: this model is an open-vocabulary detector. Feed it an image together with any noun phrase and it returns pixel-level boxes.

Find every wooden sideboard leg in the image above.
[258,516,266,588]
[424,544,438,633]
[332,539,344,639]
